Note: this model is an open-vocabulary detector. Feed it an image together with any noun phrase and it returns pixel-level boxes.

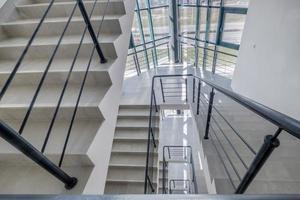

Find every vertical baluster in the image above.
[204,88,215,139]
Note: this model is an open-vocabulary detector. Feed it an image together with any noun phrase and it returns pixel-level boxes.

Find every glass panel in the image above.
[140,10,152,42]
[132,14,142,45]
[198,7,207,41]
[151,0,169,6]
[157,43,170,64]
[222,13,246,45]
[180,7,197,37]
[147,48,155,68]
[179,0,197,4]
[137,50,148,70]
[138,0,147,9]
[152,7,170,39]
[209,8,220,42]
[224,0,250,7]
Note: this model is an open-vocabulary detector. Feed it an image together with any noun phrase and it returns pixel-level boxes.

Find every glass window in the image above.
[180,7,197,37]
[132,14,142,45]
[224,0,250,7]
[198,8,207,41]
[221,13,246,45]
[151,0,169,7]
[208,8,220,42]
[152,7,170,39]
[179,0,197,5]
[140,10,152,42]
[137,0,147,9]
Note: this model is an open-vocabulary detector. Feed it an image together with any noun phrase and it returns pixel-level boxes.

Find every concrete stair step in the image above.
[0,59,114,86]
[118,107,150,117]
[0,34,119,60]
[107,165,157,181]
[112,140,158,152]
[15,0,126,19]
[0,119,99,165]
[0,84,107,121]
[1,16,122,38]
[105,179,146,194]
[114,127,159,139]
[109,151,157,166]
[119,104,150,109]
[0,164,93,194]
[116,117,159,128]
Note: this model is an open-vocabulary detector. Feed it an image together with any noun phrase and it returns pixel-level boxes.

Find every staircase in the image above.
[195,86,300,194]
[105,105,160,194]
[0,0,134,194]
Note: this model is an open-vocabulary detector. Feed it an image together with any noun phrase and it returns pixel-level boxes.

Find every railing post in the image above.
[204,88,215,139]
[0,121,77,189]
[77,0,107,63]
[163,147,166,194]
[153,90,158,112]
[235,129,282,194]
[185,78,188,102]
[196,81,201,115]
[150,127,156,148]
[167,44,170,62]
[160,78,165,103]
[192,78,195,103]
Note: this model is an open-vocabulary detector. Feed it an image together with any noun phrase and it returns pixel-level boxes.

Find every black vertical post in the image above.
[167,44,170,62]
[192,78,195,103]
[185,78,188,102]
[150,127,157,148]
[160,78,165,103]
[77,0,107,63]
[162,147,166,194]
[235,129,282,194]
[204,88,215,139]
[133,55,140,76]
[153,90,158,112]
[196,81,201,115]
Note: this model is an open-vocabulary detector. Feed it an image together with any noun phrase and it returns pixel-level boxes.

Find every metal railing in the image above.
[169,179,192,194]
[144,83,159,194]
[145,74,300,194]
[162,146,196,194]
[0,0,110,189]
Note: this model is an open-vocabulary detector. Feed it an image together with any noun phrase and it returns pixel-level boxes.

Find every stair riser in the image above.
[110,153,158,166]
[105,182,145,194]
[0,42,117,60]
[1,19,122,38]
[112,141,158,152]
[0,120,100,157]
[107,167,157,181]
[16,1,126,19]
[0,70,111,87]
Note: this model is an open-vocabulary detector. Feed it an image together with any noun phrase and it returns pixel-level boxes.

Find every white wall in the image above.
[231,0,300,121]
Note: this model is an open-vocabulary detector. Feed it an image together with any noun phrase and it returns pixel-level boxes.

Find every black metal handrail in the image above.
[145,74,300,194]
[0,121,77,189]
[0,0,110,189]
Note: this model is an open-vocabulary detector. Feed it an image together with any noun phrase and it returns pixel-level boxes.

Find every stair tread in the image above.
[0,34,119,47]
[2,15,123,26]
